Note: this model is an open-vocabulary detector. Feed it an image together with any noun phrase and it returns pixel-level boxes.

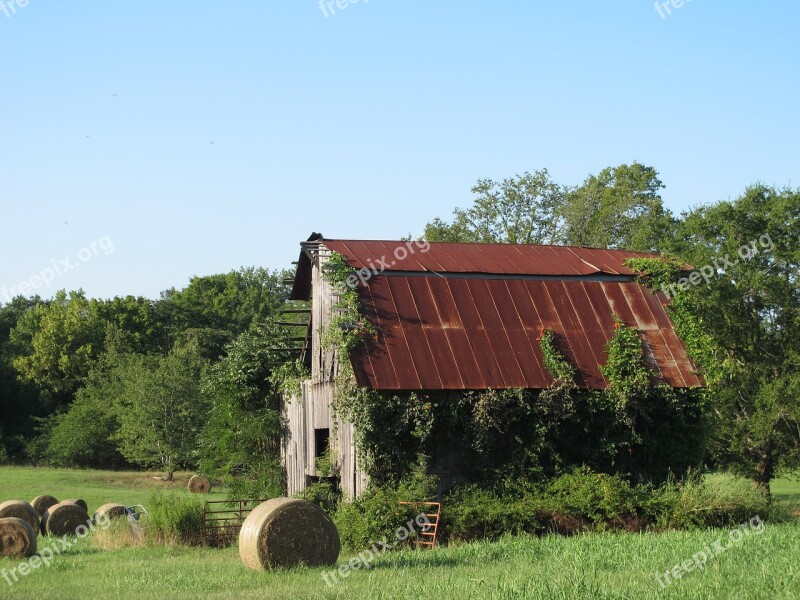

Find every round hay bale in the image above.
[188,475,212,494]
[239,498,340,571]
[42,502,91,537]
[30,495,59,517]
[0,517,37,558]
[93,503,129,524]
[62,498,89,512]
[0,500,40,533]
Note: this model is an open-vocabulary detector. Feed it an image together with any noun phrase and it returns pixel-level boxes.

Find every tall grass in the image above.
[144,492,204,545]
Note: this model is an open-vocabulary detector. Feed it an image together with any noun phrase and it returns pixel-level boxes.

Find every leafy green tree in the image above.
[199,321,306,498]
[10,291,104,395]
[564,162,676,251]
[115,341,209,480]
[666,185,800,497]
[95,295,167,354]
[423,170,566,244]
[43,344,132,469]
[157,267,291,359]
[0,296,50,459]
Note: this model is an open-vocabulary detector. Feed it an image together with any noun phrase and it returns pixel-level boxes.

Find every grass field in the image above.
[1,467,798,599]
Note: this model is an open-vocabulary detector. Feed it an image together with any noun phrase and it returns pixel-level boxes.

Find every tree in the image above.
[199,321,306,498]
[0,296,50,459]
[42,343,132,469]
[423,170,566,244]
[10,291,104,396]
[564,162,676,251]
[662,184,800,497]
[115,341,209,480]
[157,267,291,359]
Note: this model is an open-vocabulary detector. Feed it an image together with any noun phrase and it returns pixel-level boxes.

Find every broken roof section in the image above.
[291,236,703,391]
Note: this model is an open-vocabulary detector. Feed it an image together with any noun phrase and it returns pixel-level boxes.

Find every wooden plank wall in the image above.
[283,380,368,499]
[283,244,370,500]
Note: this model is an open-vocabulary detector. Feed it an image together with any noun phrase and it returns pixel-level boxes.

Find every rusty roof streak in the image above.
[382,277,424,389]
[379,277,423,389]
[429,279,485,388]
[492,280,541,384]
[450,277,508,387]
[360,282,399,389]
[417,278,466,389]
[401,276,448,389]
[563,282,607,375]
[504,281,547,383]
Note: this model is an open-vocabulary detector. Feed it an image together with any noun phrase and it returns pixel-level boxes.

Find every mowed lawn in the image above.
[0,467,798,600]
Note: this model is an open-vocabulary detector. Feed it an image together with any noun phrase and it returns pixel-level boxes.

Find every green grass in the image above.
[0,466,226,512]
[1,467,798,599]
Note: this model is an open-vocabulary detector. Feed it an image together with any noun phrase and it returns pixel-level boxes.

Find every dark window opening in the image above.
[314,428,330,460]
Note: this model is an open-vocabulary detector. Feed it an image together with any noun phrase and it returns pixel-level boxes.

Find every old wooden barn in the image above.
[282,234,702,500]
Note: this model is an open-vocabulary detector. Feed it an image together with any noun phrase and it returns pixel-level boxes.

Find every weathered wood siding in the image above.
[283,244,369,500]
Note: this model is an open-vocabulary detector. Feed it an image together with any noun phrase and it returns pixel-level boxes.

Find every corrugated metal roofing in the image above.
[323,239,657,277]
[290,236,703,390]
[349,276,703,390]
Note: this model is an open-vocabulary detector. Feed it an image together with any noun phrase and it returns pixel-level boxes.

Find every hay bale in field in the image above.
[0,517,37,558]
[42,502,91,537]
[239,498,340,571]
[30,495,59,517]
[93,503,129,524]
[0,500,40,533]
[63,498,89,511]
[188,475,212,494]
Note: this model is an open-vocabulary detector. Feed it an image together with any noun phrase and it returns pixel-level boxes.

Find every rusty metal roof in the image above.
[323,240,657,277]
[289,236,703,390]
[350,276,702,390]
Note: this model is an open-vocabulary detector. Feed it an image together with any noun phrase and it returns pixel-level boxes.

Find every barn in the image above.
[282,234,703,500]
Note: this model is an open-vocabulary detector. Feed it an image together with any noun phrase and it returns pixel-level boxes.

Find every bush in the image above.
[144,492,204,545]
[645,474,769,530]
[334,487,419,551]
[443,485,542,542]
[544,467,645,525]
[333,457,438,550]
[443,468,772,543]
[296,480,341,515]
[0,443,8,465]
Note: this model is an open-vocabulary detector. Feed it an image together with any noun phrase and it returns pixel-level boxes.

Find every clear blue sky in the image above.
[1,1,798,300]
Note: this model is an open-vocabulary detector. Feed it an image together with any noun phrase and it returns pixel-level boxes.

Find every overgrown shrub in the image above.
[443,485,542,541]
[644,474,769,529]
[334,487,420,551]
[544,467,645,526]
[443,468,773,543]
[144,492,204,545]
[296,480,341,515]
